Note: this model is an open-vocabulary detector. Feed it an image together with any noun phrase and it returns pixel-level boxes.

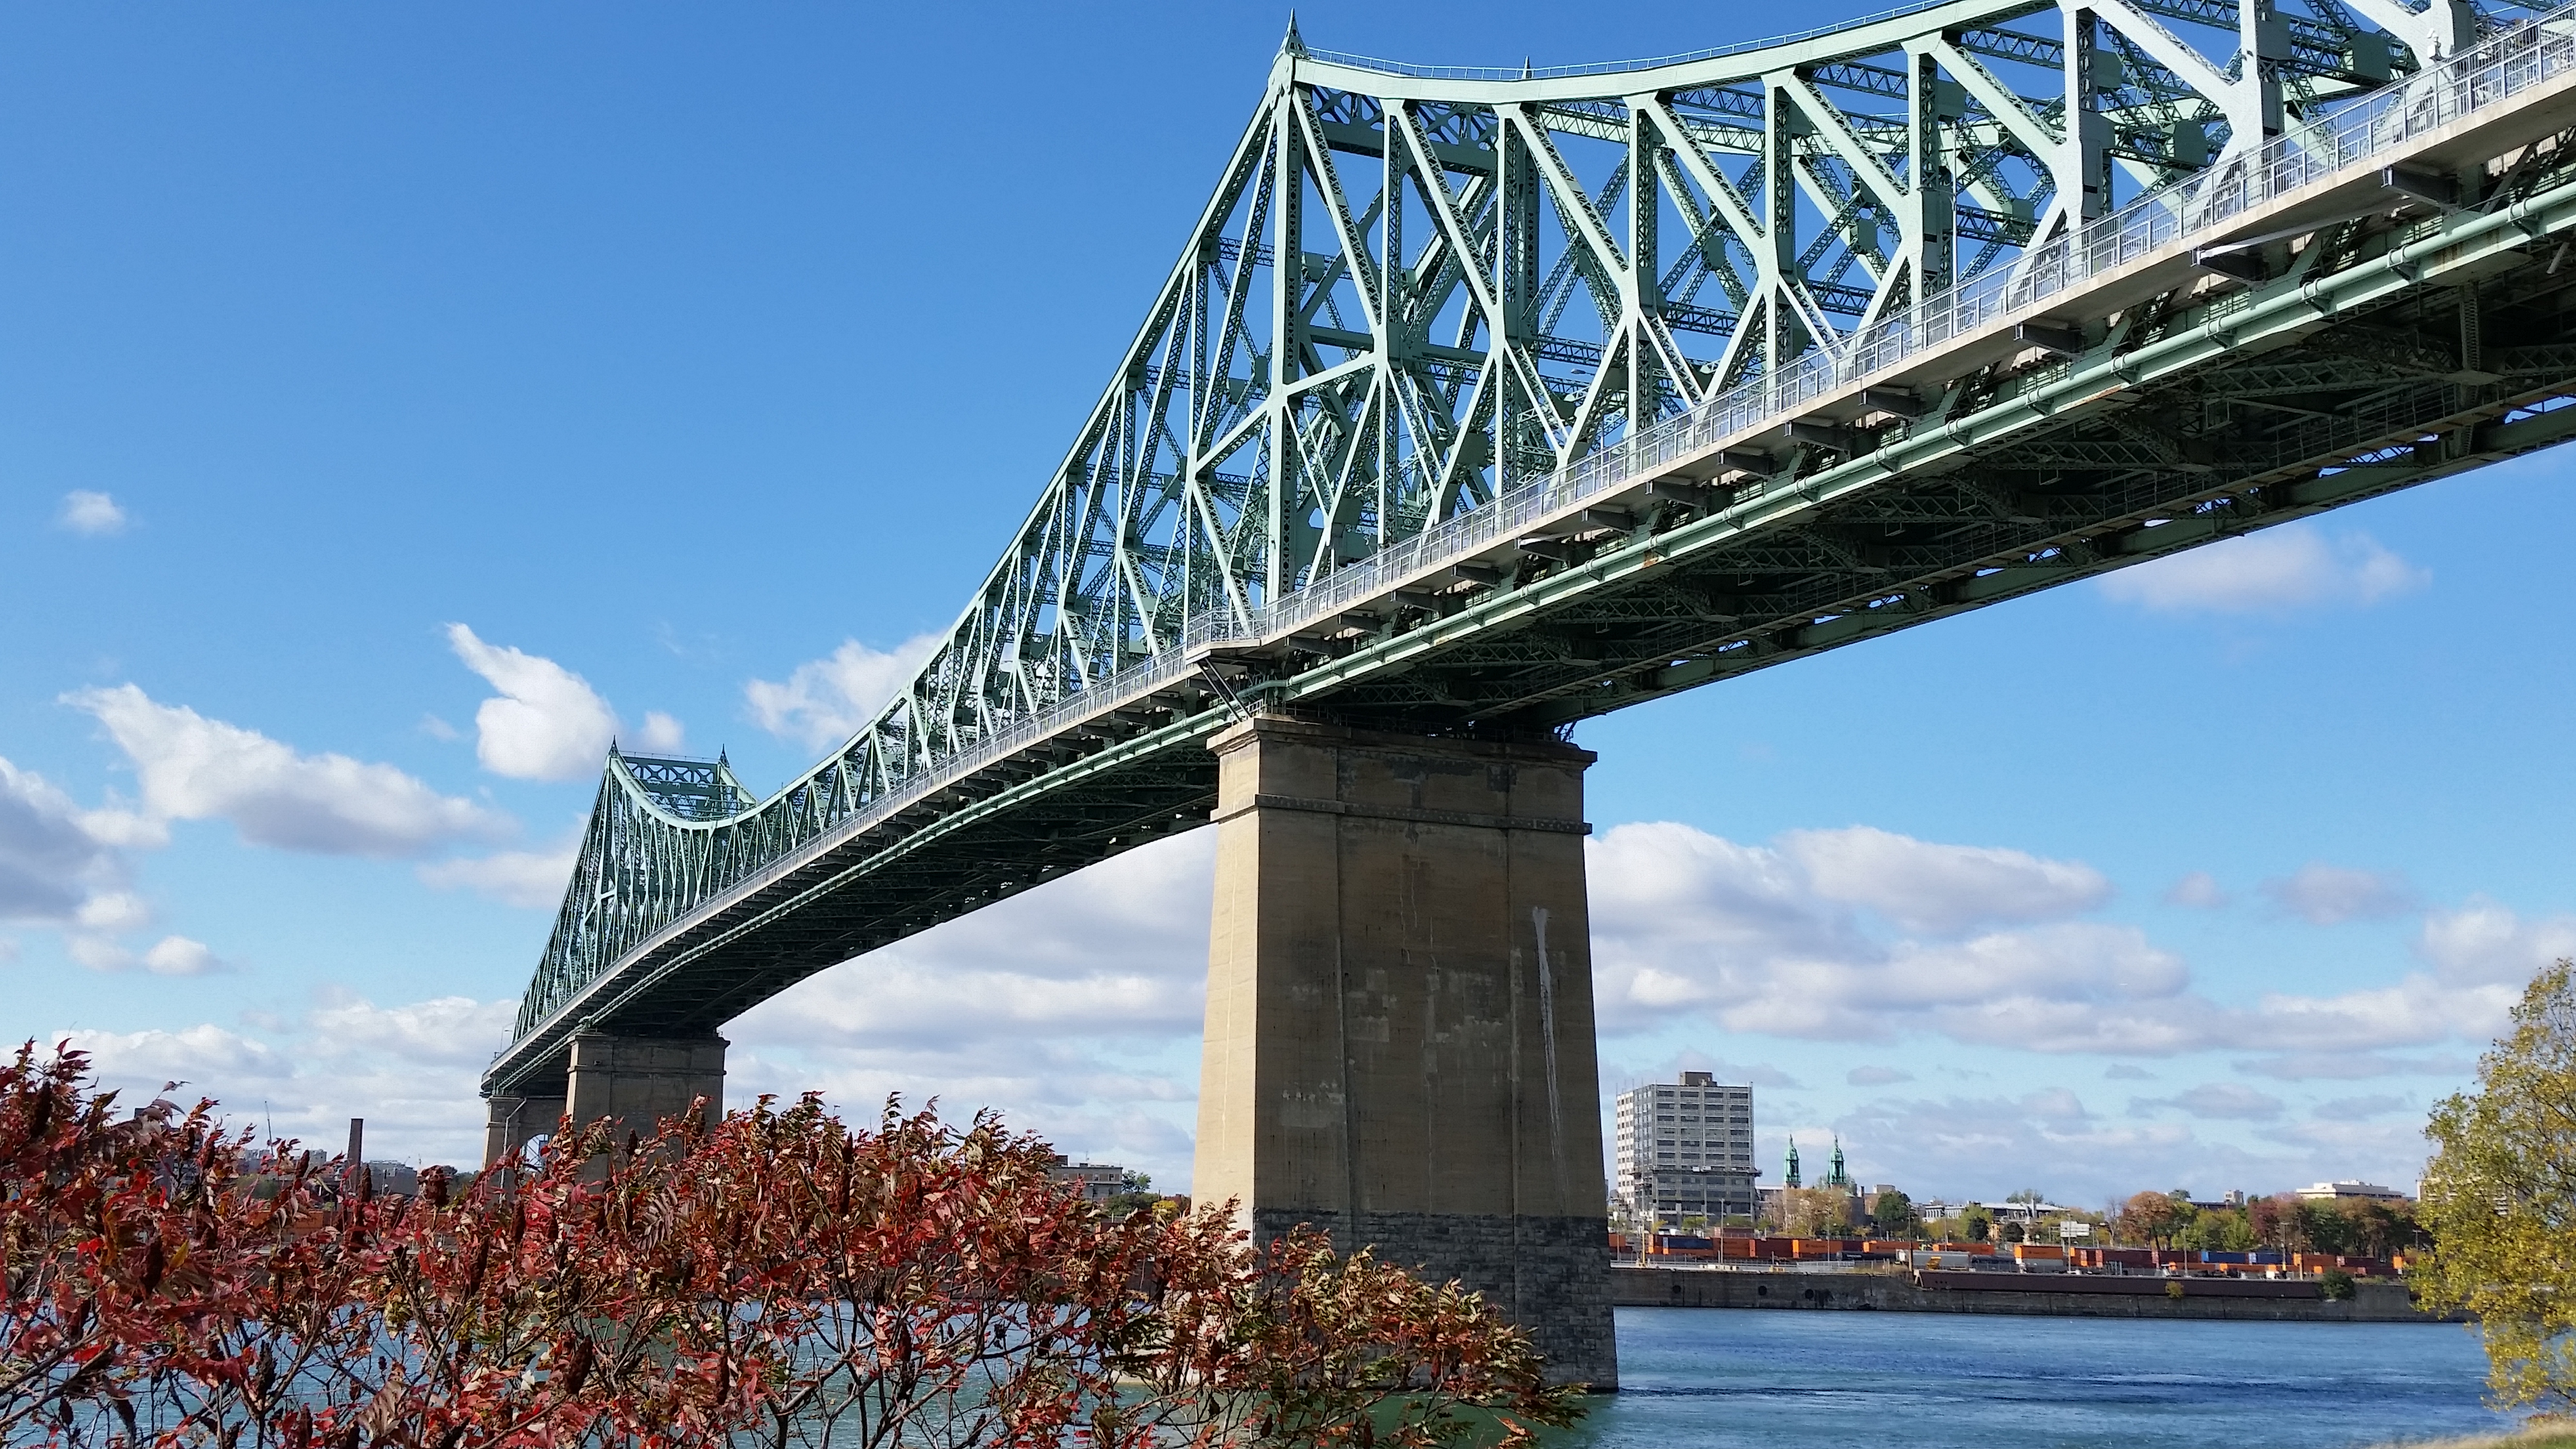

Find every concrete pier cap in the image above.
[1192,711,1619,1387]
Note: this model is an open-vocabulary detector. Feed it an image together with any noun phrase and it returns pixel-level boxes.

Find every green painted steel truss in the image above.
[491,0,2576,1098]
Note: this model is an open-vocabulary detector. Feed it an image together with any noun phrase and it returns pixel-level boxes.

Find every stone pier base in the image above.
[1193,714,1618,1387]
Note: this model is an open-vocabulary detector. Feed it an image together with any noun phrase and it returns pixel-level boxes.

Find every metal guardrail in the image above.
[498,9,2576,1076]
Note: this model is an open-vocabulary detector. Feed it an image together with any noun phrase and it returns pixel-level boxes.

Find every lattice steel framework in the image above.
[494,0,2576,1093]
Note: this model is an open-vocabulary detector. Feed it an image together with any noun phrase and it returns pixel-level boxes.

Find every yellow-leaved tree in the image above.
[2418,958,2576,1415]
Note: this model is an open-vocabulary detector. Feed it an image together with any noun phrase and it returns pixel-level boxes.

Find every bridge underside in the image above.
[489,210,2576,1111]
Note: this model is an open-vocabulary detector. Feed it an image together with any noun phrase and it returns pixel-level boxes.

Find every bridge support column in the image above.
[482,1090,565,1169]
[480,1033,724,1170]
[564,1031,726,1147]
[1193,714,1617,1387]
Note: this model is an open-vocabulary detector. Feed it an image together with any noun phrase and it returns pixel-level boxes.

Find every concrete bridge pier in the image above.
[1192,713,1618,1387]
[482,1031,725,1167]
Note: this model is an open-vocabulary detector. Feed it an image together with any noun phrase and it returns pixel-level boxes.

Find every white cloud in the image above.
[1588,822,2174,1046]
[1780,826,2111,934]
[141,935,225,977]
[744,633,943,751]
[53,991,519,1165]
[636,711,686,754]
[2313,1094,2408,1121]
[0,757,126,921]
[1587,821,2540,1062]
[1608,1052,1803,1092]
[2105,1064,2156,1080]
[2263,863,2417,925]
[57,489,128,536]
[60,931,226,976]
[66,935,133,972]
[1848,1065,1914,1085]
[65,684,505,856]
[58,1023,292,1092]
[445,625,619,782]
[2416,897,2576,985]
[2164,871,2228,909]
[2140,1082,2285,1121]
[1685,1057,1803,1089]
[2097,523,2428,613]
[417,841,578,910]
[1832,1090,2276,1205]
[2234,1051,2474,1080]
[306,990,518,1068]
[74,891,152,933]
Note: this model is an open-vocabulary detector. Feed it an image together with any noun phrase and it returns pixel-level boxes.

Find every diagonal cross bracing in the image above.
[490,0,2576,1098]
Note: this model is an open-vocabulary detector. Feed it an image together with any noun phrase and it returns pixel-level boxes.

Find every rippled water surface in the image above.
[1551,1308,2510,1449]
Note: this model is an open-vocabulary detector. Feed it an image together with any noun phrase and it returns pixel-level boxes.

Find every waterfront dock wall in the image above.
[1610,1267,2461,1322]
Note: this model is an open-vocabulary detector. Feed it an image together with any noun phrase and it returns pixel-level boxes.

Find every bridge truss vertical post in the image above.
[1192,714,1617,1387]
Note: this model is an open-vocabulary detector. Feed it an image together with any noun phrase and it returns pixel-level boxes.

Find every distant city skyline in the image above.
[7,1,2571,1204]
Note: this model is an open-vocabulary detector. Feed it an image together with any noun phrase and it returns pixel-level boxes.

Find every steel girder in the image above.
[489,0,2576,1099]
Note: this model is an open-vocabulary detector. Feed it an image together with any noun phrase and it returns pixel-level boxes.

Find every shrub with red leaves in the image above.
[1,1044,1582,1448]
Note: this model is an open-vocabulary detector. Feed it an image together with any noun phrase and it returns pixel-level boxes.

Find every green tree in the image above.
[1958,1204,1995,1242]
[2178,1208,2256,1253]
[2418,959,2576,1414]
[1869,1189,1923,1239]
[2298,1200,2357,1255]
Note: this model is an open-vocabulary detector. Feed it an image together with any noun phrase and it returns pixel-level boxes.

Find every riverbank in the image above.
[2380,1423,2565,1433]
[1611,1265,2462,1321]
[2370,1423,2576,1433]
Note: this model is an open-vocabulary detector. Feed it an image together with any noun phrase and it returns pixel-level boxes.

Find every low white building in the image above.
[2295,1180,2408,1203]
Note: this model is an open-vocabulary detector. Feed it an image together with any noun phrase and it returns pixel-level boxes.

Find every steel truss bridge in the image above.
[490,0,2576,1099]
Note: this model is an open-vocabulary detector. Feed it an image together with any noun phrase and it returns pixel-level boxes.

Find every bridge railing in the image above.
[505,8,2576,1067]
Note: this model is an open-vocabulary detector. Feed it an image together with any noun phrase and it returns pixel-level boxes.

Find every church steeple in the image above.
[1827,1136,1851,1190]
[1784,1138,1803,1188]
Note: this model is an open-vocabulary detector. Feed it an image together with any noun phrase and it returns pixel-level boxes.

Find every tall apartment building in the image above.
[1612,1070,1757,1226]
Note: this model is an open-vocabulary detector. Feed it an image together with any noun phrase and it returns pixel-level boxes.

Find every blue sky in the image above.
[6,2,2570,1208]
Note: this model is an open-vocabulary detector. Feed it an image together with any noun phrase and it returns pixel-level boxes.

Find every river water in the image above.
[1553,1308,2512,1449]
